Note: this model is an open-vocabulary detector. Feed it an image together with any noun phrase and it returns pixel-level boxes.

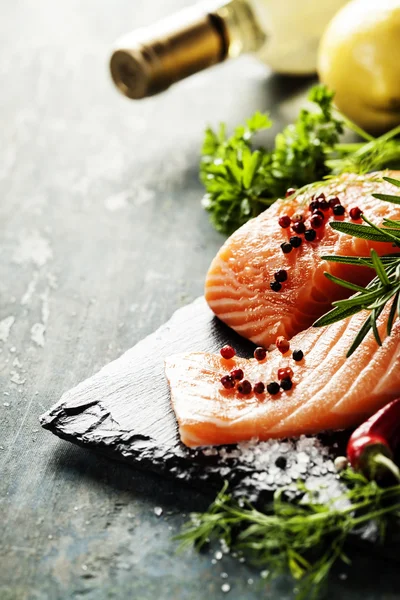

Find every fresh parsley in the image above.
[201,85,400,235]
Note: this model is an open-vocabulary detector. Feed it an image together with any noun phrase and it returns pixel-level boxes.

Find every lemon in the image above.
[318,0,400,133]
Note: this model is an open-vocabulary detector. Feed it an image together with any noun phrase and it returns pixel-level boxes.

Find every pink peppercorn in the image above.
[310,214,324,229]
[254,347,267,361]
[254,382,265,394]
[277,366,293,380]
[230,368,244,381]
[220,345,236,360]
[292,221,306,234]
[319,199,330,211]
[276,336,290,354]
[278,215,291,229]
[238,380,252,395]
[329,196,341,208]
[349,207,363,220]
[221,375,235,389]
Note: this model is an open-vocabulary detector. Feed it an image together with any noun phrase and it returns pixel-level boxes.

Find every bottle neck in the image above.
[215,0,266,58]
[109,0,265,100]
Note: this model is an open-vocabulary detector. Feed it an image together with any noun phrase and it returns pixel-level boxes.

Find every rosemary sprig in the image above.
[176,472,400,600]
[313,177,400,356]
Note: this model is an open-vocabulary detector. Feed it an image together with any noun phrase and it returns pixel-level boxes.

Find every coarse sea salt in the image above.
[202,435,337,500]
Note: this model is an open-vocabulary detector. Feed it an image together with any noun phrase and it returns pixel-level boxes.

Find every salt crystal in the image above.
[221,572,228,579]
[214,550,223,560]
[211,559,217,565]
[221,583,230,593]
[154,507,163,517]
[82,565,88,571]
[220,539,230,554]
[3,402,10,407]
[261,570,270,579]
[202,447,218,457]
[48,534,53,539]
[247,579,254,585]
[10,347,16,353]
[3,392,9,396]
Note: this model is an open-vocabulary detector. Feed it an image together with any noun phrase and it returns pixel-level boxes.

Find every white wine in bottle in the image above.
[110,0,349,99]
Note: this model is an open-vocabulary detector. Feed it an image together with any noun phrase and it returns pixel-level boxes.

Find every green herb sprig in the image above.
[314,177,400,356]
[177,472,400,600]
[201,85,400,235]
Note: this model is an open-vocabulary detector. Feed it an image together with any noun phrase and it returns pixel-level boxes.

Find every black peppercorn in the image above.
[280,242,293,254]
[270,281,282,292]
[304,229,317,242]
[292,349,304,362]
[267,381,280,395]
[333,204,345,216]
[289,236,302,248]
[280,378,293,391]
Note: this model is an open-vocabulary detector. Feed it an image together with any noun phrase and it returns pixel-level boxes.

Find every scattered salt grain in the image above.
[261,570,270,579]
[3,402,10,407]
[214,550,223,561]
[221,572,228,579]
[82,565,88,571]
[3,391,9,396]
[211,559,217,565]
[48,535,53,540]
[220,539,230,554]
[154,507,163,517]
[202,447,218,456]
[221,583,230,593]
[247,579,254,586]
[9,347,16,354]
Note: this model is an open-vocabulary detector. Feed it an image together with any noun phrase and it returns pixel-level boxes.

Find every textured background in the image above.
[0,1,399,598]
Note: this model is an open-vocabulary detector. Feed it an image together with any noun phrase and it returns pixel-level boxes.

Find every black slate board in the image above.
[40,296,349,501]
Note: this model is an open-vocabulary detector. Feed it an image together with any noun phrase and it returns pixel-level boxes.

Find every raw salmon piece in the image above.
[165,308,400,448]
[205,172,400,347]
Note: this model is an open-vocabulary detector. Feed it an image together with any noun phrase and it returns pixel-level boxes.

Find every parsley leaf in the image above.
[201,85,400,235]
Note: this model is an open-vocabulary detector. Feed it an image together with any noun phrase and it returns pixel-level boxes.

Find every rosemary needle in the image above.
[314,176,400,356]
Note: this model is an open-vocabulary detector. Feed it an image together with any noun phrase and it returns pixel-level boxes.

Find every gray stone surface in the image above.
[0,0,399,598]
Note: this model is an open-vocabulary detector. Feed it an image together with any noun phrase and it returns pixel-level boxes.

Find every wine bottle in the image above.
[110,0,349,100]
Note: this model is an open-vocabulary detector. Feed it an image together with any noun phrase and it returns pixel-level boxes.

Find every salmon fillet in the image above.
[205,172,400,347]
[165,308,400,447]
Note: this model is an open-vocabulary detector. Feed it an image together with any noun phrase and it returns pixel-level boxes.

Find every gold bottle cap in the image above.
[110,8,228,99]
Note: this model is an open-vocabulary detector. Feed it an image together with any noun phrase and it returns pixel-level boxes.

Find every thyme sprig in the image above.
[176,472,400,600]
[314,177,400,356]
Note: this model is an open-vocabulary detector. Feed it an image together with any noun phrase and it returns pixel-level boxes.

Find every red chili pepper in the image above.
[347,398,400,481]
